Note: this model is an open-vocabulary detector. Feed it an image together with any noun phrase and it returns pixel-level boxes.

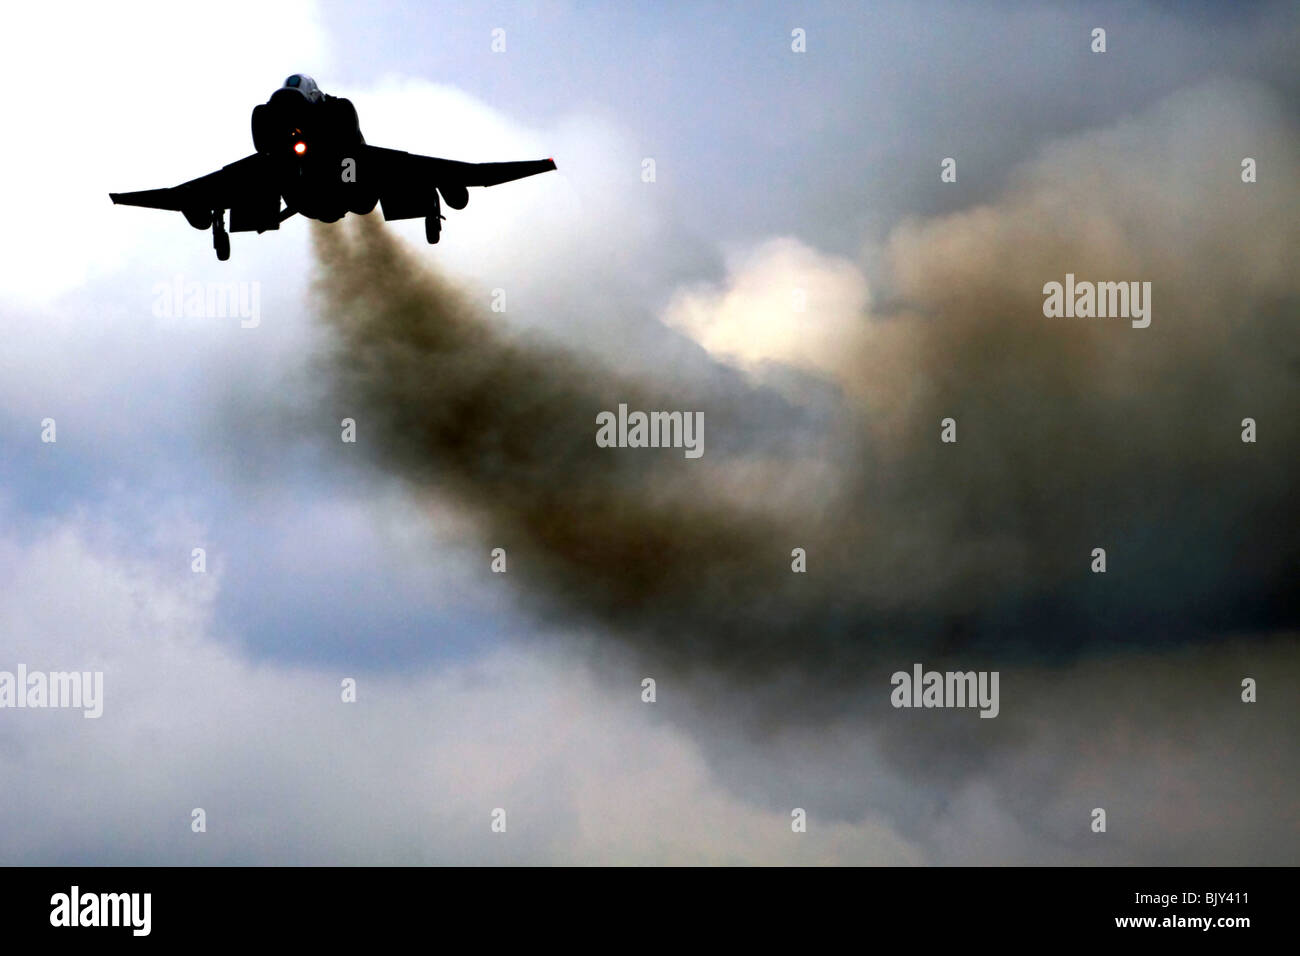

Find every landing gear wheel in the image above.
[425,214,442,244]
[213,212,231,261]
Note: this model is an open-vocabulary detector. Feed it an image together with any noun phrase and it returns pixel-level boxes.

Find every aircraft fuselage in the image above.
[251,85,373,223]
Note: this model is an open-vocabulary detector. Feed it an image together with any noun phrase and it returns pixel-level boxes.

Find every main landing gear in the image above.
[424,191,443,244]
[425,214,443,244]
[212,209,230,261]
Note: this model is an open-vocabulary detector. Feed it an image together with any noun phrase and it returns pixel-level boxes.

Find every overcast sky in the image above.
[0,0,1296,864]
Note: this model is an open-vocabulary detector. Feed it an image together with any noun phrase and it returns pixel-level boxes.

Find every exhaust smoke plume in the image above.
[303,79,1300,861]
[310,80,1298,713]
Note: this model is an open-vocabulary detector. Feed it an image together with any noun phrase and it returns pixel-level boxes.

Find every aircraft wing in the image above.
[360,145,555,219]
[109,154,274,214]
[363,145,556,188]
[110,154,283,232]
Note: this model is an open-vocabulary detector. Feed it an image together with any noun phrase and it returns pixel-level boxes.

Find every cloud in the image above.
[6,508,1290,865]
[663,238,871,385]
[0,512,922,864]
[655,629,1300,864]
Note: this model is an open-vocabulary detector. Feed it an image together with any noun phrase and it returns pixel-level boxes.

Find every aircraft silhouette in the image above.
[109,74,556,260]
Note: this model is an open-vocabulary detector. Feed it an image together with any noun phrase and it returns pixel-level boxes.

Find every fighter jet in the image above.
[109,74,556,260]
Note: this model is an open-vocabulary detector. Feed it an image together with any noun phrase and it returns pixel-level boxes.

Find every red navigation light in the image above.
[293,141,307,155]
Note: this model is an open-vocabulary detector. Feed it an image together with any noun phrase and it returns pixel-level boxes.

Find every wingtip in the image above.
[109,193,121,204]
